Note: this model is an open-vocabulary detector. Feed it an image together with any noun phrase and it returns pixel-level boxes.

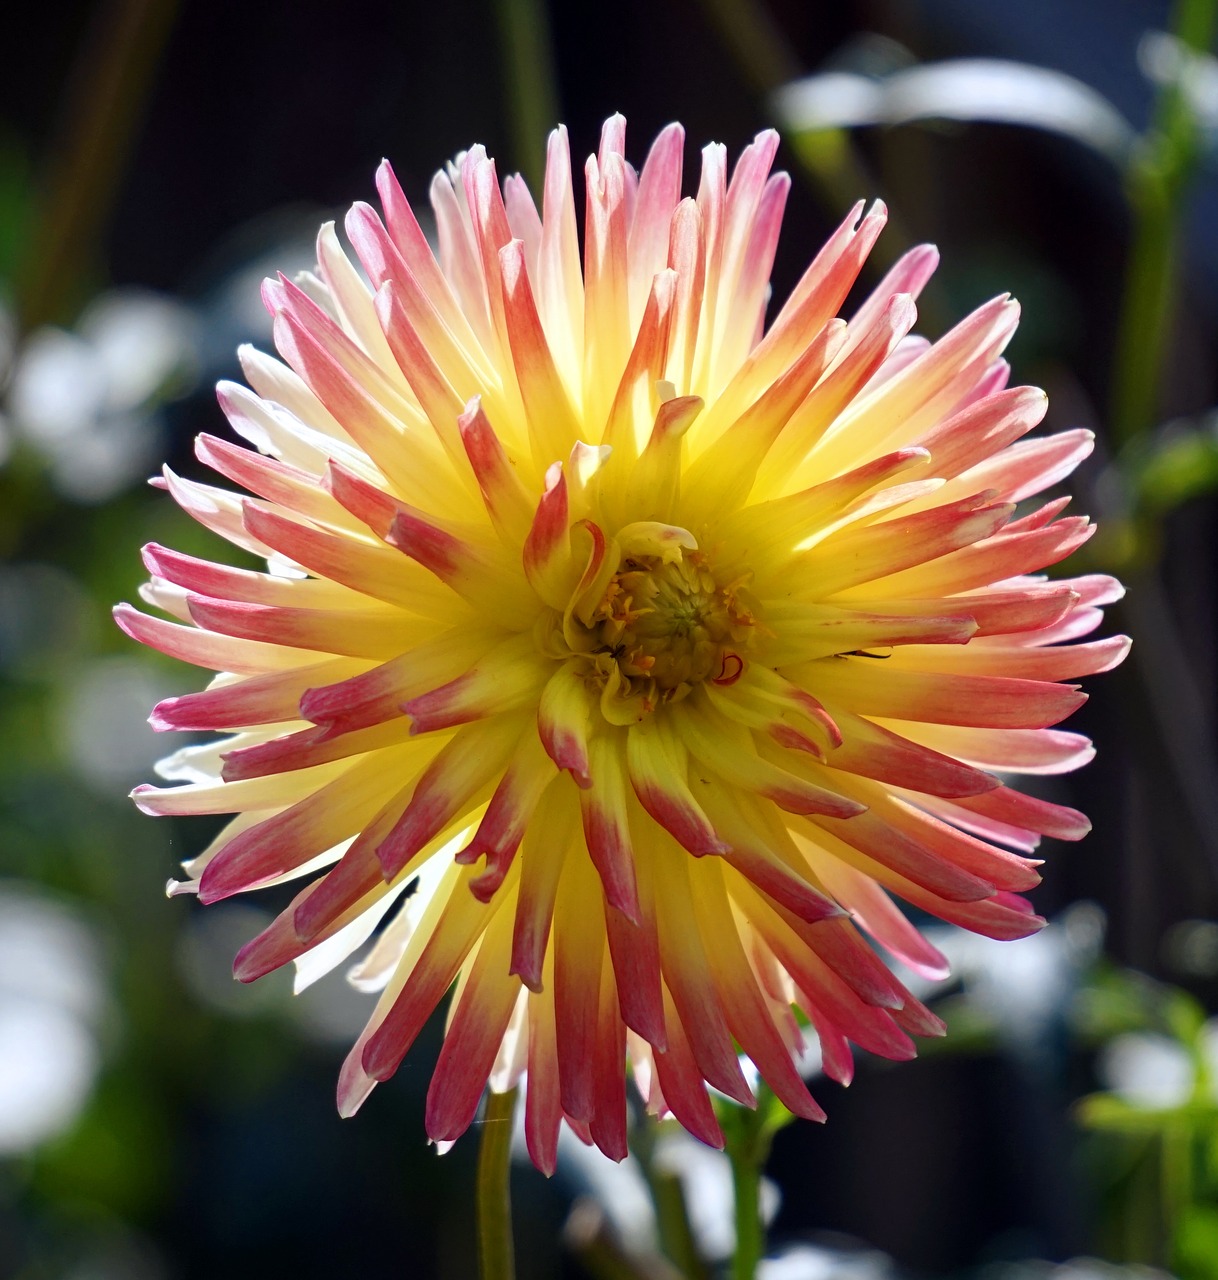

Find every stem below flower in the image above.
[729,1142,764,1280]
[491,0,559,193]
[650,1167,708,1280]
[477,1087,519,1280]
[630,1113,709,1279]
[1110,0,1217,448]
[723,1102,771,1280]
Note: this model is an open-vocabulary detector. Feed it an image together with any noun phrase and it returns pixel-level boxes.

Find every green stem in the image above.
[1109,0,1218,448]
[723,1102,773,1280]
[630,1115,709,1279]
[491,0,560,192]
[477,1088,519,1280]
[729,1140,764,1280]
[1110,155,1177,449]
[1161,1119,1192,1266]
[16,0,179,331]
[650,1168,707,1280]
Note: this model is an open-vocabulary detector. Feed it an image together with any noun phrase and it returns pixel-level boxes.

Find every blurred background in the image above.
[2,0,1218,1276]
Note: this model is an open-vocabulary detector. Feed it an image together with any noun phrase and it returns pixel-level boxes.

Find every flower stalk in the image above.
[1110,0,1217,448]
[491,0,559,192]
[728,1129,765,1280]
[477,1088,519,1280]
[631,1116,709,1280]
[720,1085,793,1280]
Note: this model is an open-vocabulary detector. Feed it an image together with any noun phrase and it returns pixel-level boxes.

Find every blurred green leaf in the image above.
[1175,1205,1218,1278]
[1073,965,1163,1040]
[0,134,33,291]
[756,1081,798,1143]
[914,990,999,1056]
[1165,987,1210,1046]
[1078,1092,1180,1135]
[1125,418,1218,516]
[31,1074,174,1219]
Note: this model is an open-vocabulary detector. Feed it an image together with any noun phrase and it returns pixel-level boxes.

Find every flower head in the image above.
[119,115,1127,1171]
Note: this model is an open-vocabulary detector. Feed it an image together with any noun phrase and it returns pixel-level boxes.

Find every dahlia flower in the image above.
[119,115,1126,1172]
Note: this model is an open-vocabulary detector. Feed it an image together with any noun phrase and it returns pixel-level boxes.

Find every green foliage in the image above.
[1076,966,1218,1272]
[0,132,33,297]
[1123,418,1218,518]
[1176,1205,1218,1280]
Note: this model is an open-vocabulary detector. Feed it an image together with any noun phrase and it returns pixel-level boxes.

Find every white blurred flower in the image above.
[1140,30,1218,135]
[531,1118,779,1263]
[773,60,1135,165]
[0,884,106,1153]
[551,1127,658,1251]
[80,291,197,410]
[1163,917,1218,977]
[9,326,108,445]
[981,1258,1173,1280]
[1097,1032,1194,1110]
[761,1241,898,1280]
[891,902,1105,1057]
[1095,1013,1218,1113]
[6,288,198,502]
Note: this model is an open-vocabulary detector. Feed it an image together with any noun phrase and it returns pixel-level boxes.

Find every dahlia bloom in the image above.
[119,115,1126,1172]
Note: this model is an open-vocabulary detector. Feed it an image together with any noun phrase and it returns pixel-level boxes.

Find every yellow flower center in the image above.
[590,552,750,693]
[579,554,761,730]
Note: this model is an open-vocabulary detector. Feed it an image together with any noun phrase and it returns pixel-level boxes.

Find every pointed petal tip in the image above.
[1101,634,1133,671]
[360,1037,397,1083]
[148,706,174,732]
[509,964,545,995]
[232,939,268,983]
[606,890,641,928]
[337,1069,378,1119]
[531,1147,557,1179]
[195,875,235,907]
[129,783,159,813]
[458,393,483,423]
